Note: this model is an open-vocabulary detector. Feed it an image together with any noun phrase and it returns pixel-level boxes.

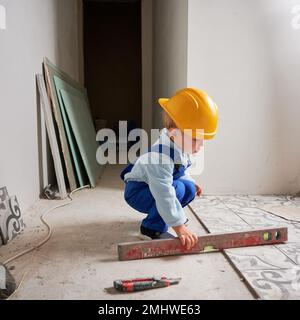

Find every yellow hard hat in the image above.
[158,88,219,140]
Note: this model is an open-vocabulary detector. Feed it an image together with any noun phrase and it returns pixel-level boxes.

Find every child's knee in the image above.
[124,181,154,212]
[181,179,196,203]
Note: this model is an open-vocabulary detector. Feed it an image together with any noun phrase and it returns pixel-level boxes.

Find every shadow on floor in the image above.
[35,218,186,265]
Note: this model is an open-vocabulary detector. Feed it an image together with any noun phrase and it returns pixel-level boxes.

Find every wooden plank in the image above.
[43,58,79,191]
[118,227,288,261]
[44,57,87,93]
[54,76,89,187]
[36,74,68,199]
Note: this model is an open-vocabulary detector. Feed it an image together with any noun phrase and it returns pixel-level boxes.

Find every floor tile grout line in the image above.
[274,245,298,266]
[222,248,260,299]
[216,196,253,228]
[189,201,295,271]
[252,198,300,226]
[189,195,300,300]
[216,197,299,267]
[187,204,211,234]
[188,201,259,300]
[241,198,299,267]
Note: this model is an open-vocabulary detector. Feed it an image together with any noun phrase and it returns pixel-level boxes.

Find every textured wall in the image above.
[0,0,80,211]
[188,0,300,194]
[152,0,188,129]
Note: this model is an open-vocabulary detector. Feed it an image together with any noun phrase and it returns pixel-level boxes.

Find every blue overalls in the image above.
[120,144,196,233]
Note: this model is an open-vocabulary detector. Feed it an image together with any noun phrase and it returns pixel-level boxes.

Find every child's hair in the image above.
[162,111,177,129]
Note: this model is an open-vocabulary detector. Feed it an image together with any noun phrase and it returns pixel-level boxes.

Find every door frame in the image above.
[141,0,153,136]
[77,0,84,85]
[78,0,153,134]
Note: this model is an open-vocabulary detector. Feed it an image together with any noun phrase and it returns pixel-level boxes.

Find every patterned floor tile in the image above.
[226,246,296,271]
[217,198,300,243]
[279,226,300,243]
[261,205,300,222]
[242,267,300,300]
[276,243,300,265]
[189,195,300,300]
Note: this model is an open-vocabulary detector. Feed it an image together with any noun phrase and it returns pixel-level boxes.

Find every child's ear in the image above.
[169,128,177,137]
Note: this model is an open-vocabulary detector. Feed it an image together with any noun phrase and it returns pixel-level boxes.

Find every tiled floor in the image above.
[2,164,299,300]
[189,195,300,300]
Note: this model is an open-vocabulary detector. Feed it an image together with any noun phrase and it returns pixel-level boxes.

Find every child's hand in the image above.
[195,183,202,197]
[172,225,198,250]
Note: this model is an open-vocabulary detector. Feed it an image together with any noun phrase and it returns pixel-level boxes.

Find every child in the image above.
[121,88,218,249]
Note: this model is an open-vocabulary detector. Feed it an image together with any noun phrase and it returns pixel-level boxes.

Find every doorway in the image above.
[83,0,143,135]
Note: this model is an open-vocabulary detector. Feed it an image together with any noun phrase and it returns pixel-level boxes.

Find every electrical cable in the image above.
[1,185,90,299]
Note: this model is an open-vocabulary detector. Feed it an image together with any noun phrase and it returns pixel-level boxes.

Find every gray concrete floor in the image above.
[0,165,253,300]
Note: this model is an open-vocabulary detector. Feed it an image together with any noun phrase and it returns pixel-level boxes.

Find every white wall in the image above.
[152,0,188,128]
[261,0,300,194]
[188,0,300,194]
[0,0,80,211]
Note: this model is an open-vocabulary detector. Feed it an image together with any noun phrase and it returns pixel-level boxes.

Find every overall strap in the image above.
[150,144,180,163]
[120,144,181,182]
[151,144,187,180]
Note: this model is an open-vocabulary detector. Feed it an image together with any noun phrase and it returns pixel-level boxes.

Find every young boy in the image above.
[121,88,218,249]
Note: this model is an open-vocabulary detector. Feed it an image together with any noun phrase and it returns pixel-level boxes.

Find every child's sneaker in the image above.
[136,233,152,241]
[140,225,162,239]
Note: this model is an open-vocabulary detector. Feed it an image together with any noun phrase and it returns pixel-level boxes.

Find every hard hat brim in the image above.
[184,129,217,141]
[158,98,170,109]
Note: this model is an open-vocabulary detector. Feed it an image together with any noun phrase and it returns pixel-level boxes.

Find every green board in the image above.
[43,58,77,191]
[54,76,89,187]
[59,89,102,187]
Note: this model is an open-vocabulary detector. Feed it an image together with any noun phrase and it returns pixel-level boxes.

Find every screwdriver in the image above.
[114,276,181,292]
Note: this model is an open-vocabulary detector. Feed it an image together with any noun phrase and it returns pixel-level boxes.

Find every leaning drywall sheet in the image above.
[36,74,68,199]
[43,58,78,191]
[60,89,102,187]
[53,76,89,187]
